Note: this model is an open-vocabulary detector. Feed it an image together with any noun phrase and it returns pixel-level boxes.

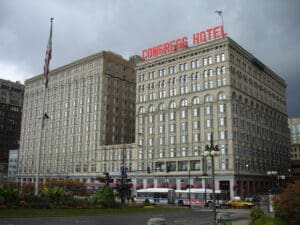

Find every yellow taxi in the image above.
[226,199,255,208]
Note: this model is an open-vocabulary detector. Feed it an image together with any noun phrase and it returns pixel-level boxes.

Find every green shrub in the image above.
[0,184,21,208]
[91,186,116,208]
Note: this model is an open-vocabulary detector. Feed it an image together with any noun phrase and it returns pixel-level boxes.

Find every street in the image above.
[0,208,250,225]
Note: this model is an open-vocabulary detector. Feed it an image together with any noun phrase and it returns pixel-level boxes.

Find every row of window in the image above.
[138,93,226,113]
[139,66,226,92]
[138,131,228,147]
[139,54,225,81]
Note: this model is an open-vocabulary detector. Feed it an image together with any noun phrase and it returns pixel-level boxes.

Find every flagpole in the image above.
[215,10,224,29]
[35,18,53,196]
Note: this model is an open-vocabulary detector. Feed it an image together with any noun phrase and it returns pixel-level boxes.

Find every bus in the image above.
[136,188,175,204]
[175,188,227,207]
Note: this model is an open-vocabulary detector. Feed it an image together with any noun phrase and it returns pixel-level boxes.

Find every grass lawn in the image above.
[0,207,183,218]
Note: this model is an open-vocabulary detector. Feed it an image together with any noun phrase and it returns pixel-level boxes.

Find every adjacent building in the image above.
[134,35,290,198]
[288,118,300,179]
[18,51,136,183]
[8,149,19,180]
[0,79,24,180]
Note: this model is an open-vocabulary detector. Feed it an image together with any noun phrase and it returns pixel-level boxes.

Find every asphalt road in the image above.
[0,208,250,225]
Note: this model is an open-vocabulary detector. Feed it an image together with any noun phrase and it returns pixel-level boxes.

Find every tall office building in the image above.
[18,51,136,182]
[134,35,290,198]
[0,79,24,180]
[288,118,300,160]
[288,118,300,179]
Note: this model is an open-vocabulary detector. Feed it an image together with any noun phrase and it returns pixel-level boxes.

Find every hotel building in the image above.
[17,33,290,198]
[18,51,136,183]
[134,36,290,198]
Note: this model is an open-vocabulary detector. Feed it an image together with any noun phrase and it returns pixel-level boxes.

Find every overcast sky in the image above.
[0,0,299,117]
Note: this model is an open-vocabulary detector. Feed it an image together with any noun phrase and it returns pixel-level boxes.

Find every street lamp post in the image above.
[203,134,220,225]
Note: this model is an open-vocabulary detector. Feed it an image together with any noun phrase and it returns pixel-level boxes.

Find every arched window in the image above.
[158,103,165,110]
[192,97,200,105]
[139,107,145,113]
[181,99,188,107]
[204,70,208,78]
[169,101,176,109]
[218,92,226,100]
[149,105,155,112]
[208,69,213,76]
[204,94,213,103]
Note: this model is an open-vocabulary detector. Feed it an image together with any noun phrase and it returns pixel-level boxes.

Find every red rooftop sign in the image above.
[141,25,227,60]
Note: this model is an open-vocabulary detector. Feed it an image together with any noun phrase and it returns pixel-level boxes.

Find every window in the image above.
[193,108,199,116]
[219,104,226,113]
[193,146,200,156]
[159,113,165,122]
[221,53,225,61]
[181,110,187,118]
[203,58,208,66]
[148,138,153,146]
[149,127,153,134]
[218,92,226,100]
[139,107,145,113]
[221,66,226,74]
[159,125,165,133]
[170,124,176,132]
[193,133,200,142]
[181,122,188,131]
[170,101,176,109]
[181,135,187,143]
[205,105,212,115]
[192,83,200,92]
[138,116,144,125]
[170,111,176,120]
[170,136,176,144]
[208,56,212,64]
[204,70,208,78]
[219,117,226,126]
[158,103,165,110]
[193,121,200,129]
[206,119,213,128]
[149,105,155,112]
[181,147,187,156]
[220,131,227,140]
[193,97,200,104]
[181,99,188,107]
[216,54,221,63]
[170,148,176,157]
[205,94,212,103]
[148,115,154,123]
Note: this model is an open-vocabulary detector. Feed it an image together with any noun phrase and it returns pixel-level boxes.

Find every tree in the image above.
[92,186,116,208]
[274,180,300,225]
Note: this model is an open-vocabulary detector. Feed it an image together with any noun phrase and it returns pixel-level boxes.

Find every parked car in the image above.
[226,199,255,208]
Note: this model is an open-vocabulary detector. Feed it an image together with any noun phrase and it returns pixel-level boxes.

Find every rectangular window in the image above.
[193,108,199,116]
[181,110,187,118]
[170,124,176,132]
[193,121,200,129]
[170,111,176,120]
[206,105,211,115]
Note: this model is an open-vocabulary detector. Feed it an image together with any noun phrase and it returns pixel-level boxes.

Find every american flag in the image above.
[43,18,53,89]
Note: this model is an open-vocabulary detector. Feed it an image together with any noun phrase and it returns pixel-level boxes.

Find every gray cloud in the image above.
[0,0,299,117]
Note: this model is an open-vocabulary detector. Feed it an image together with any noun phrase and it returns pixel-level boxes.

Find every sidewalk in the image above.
[232,218,251,225]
